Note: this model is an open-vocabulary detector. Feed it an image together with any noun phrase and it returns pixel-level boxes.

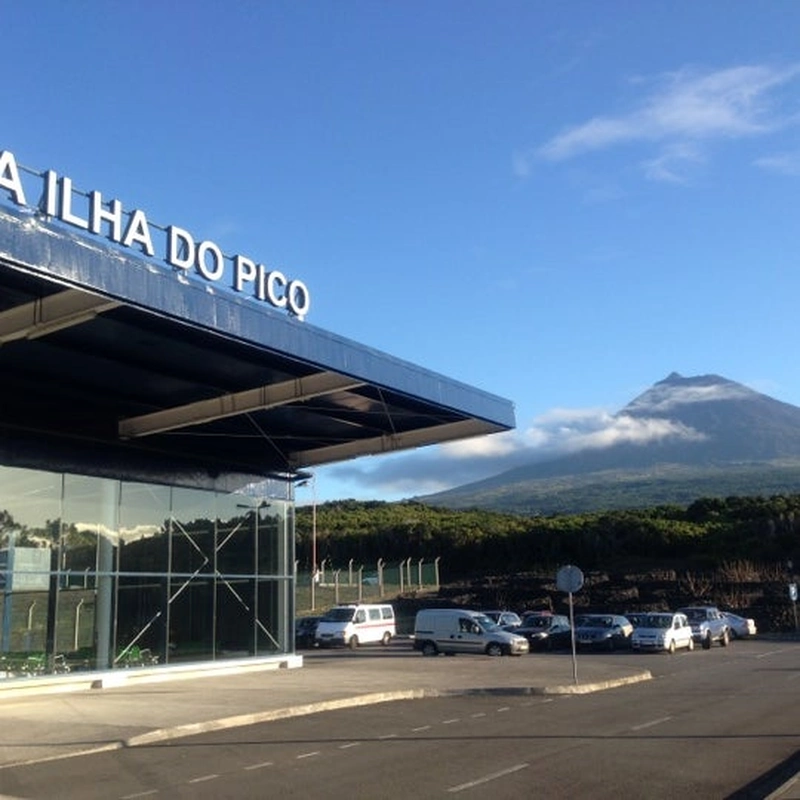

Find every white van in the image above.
[413,609,529,657]
[315,603,396,649]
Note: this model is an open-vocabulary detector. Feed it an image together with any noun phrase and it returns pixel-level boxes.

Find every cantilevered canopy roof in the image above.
[0,206,514,491]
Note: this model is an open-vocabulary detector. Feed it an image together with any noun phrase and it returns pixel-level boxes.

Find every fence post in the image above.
[418,558,424,589]
[434,557,441,590]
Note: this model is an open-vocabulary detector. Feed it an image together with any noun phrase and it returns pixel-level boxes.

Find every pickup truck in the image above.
[678,605,730,649]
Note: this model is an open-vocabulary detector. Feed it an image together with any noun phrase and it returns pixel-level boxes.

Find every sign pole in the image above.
[556,564,584,687]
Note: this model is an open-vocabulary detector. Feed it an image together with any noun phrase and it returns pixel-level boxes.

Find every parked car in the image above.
[678,605,730,649]
[414,609,529,656]
[515,613,573,651]
[573,614,633,651]
[624,612,650,629]
[294,615,322,649]
[722,611,757,639]
[631,612,694,654]
[481,610,523,629]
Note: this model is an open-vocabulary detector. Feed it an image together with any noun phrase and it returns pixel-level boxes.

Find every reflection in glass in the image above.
[0,465,294,679]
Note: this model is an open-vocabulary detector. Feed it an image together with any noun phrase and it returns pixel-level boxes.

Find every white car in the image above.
[631,612,695,654]
[722,611,757,638]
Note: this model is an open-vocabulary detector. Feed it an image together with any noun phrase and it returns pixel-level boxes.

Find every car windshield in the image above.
[683,609,704,621]
[645,615,671,629]
[322,607,355,622]
[576,616,613,628]
[526,617,551,629]
[474,613,500,631]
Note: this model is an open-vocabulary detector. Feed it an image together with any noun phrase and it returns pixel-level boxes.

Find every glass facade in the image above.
[0,465,294,679]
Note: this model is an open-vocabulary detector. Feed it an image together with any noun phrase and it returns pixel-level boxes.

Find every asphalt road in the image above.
[2,640,800,799]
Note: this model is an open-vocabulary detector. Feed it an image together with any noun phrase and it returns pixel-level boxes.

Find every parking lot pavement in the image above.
[0,644,651,769]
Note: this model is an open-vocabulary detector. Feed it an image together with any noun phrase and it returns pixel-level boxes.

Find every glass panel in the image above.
[119,483,170,574]
[0,467,61,676]
[256,579,285,654]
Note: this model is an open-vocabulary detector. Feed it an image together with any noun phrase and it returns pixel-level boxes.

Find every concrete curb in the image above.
[124,670,653,748]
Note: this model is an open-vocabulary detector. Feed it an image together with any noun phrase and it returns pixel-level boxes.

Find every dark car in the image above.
[515,613,572,651]
[294,615,322,649]
[573,614,633,651]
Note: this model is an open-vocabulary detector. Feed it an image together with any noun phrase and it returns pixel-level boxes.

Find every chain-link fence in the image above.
[295,557,440,614]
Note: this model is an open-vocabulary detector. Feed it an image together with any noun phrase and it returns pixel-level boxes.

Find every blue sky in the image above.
[3,2,800,504]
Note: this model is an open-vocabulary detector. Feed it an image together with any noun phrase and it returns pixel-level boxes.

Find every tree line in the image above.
[295,495,800,578]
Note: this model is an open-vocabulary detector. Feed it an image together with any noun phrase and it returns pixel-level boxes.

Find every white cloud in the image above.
[527,64,800,181]
[321,404,705,500]
[754,150,800,176]
[627,382,754,413]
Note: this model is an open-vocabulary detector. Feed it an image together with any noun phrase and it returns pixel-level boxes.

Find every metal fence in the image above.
[295,557,440,613]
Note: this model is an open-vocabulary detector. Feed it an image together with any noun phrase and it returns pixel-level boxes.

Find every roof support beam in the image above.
[119,371,367,439]
[0,289,120,344]
[290,418,507,467]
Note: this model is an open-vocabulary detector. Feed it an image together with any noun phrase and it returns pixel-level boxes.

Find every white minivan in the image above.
[413,608,529,657]
[314,603,396,649]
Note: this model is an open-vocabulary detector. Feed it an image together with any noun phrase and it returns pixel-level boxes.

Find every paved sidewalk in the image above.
[0,646,649,770]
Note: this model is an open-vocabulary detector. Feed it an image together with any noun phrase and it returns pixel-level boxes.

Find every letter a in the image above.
[0,150,27,206]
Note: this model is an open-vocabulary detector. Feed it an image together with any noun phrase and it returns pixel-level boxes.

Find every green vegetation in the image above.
[295,494,800,577]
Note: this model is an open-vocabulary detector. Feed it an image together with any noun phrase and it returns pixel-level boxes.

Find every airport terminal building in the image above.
[0,149,514,681]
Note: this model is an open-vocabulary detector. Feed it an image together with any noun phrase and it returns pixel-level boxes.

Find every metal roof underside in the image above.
[0,206,515,492]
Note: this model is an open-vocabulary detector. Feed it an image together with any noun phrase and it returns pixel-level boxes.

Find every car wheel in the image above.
[606,638,615,652]
[381,631,392,646]
[702,632,712,650]
[720,629,729,647]
[486,643,503,657]
[348,635,359,650]
[667,639,676,655]
[421,641,438,657]
[687,637,694,651]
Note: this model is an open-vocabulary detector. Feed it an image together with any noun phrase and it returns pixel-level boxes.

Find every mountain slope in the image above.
[421,373,800,513]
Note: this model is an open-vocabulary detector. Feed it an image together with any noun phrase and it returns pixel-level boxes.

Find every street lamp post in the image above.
[298,474,318,611]
[310,475,317,611]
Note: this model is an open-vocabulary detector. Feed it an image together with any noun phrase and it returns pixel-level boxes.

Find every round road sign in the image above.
[556,564,584,593]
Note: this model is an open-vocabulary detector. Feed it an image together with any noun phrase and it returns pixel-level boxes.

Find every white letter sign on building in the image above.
[0,148,311,320]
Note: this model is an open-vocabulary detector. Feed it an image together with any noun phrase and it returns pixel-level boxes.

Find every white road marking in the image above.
[631,716,672,731]
[188,774,218,784]
[470,712,486,718]
[296,751,320,759]
[120,792,158,799]
[412,725,432,731]
[757,649,790,659]
[244,761,273,770]
[443,718,460,724]
[378,733,397,739]
[447,763,530,793]
[497,707,510,712]
[339,742,361,749]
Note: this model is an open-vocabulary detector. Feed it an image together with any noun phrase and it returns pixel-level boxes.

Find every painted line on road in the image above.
[443,718,460,724]
[296,751,320,759]
[188,774,218,783]
[447,763,529,793]
[244,761,273,770]
[757,649,791,658]
[412,725,432,731]
[120,791,158,799]
[339,742,361,749]
[631,716,672,731]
